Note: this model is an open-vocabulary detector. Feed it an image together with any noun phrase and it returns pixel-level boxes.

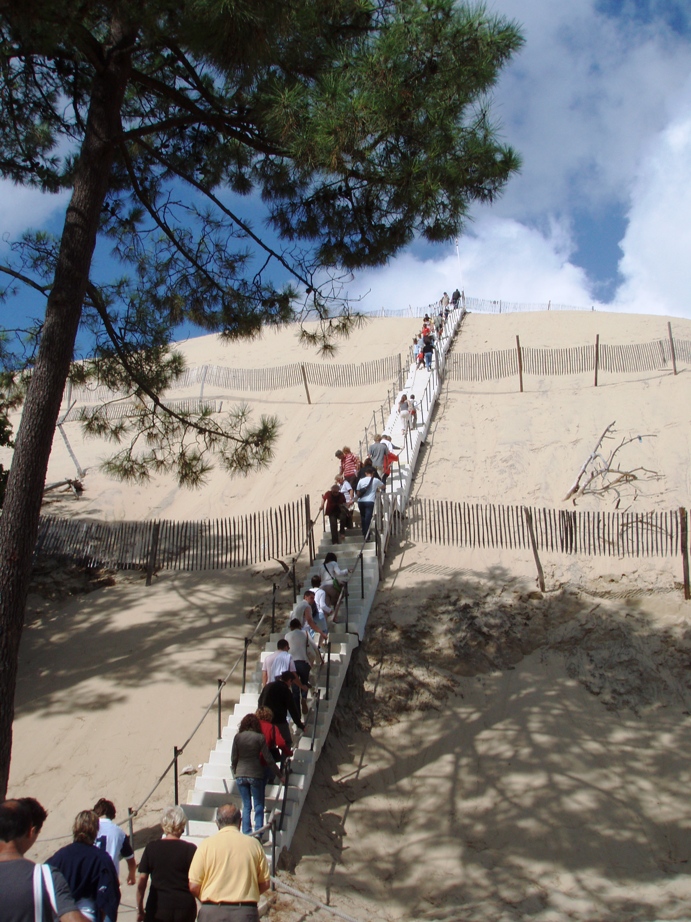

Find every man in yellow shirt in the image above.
[188,804,269,922]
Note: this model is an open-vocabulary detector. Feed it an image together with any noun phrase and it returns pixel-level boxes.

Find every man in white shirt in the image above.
[262,639,298,686]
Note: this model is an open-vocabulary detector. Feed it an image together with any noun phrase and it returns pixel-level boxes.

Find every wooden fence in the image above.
[67,355,403,405]
[448,336,691,382]
[35,498,308,570]
[398,498,684,558]
[62,398,221,423]
[465,296,589,314]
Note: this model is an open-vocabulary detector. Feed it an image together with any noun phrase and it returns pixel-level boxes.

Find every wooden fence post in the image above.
[516,335,523,393]
[668,322,678,376]
[300,364,312,404]
[594,334,600,387]
[524,507,545,592]
[145,521,161,587]
[680,507,690,601]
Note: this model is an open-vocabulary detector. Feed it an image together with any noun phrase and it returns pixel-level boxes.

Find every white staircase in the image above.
[182,525,378,853]
[181,305,467,860]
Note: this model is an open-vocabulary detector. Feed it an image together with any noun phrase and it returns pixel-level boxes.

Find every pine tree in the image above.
[0,0,523,795]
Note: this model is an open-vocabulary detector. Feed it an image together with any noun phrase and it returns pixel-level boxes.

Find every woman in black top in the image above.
[136,806,196,922]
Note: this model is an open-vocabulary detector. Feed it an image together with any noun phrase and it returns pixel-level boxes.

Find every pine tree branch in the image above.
[117,141,227,296]
[126,68,285,156]
[135,137,313,291]
[0,264,50,295]
[85,281,247,445]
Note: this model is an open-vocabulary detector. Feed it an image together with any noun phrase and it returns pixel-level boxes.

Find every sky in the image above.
[344,0,691,317]
[2,0,691,325]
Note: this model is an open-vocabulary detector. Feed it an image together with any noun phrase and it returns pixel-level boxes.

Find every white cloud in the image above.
[349,216,599,313]
[0,180,67,244]
[615,85,691,316]
[488,0,691,219]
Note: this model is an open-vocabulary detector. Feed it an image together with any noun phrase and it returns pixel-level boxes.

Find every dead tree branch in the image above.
[564,424,661,507]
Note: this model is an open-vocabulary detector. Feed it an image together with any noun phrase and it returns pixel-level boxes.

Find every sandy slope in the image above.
[7,309,691,922]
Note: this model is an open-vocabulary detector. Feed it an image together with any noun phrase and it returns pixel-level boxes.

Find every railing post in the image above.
[305,495,313,565]
[360,553,365,599]
[325,641,331,701]
[241,637,250,693]
[127,808,134,848]
[217,679,224,739]
[173,746,180,805]
[291,558,297,603]
[278,760,291,832]
[271,583,277,634]
[270,818,277,884]
[310,690,321,751]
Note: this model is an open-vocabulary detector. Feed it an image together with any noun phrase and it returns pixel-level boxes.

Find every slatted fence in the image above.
[35,499,308,570]
[465,296,589,313]
[62,399,221,423]
[448,338,691,382]
[399,498,683,558]
[67,355,403,405]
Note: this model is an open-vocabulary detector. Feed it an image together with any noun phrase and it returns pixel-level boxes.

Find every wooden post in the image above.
[668,322,678,375]
[145,521,161,587]
[524,507,545,592]
[173,746,180,805]
[680,507,690,601]
[305,494,314,564]
[217,679,223,739]
[300,364,312,404]
[516,335,523,393]
[594,334,600,387]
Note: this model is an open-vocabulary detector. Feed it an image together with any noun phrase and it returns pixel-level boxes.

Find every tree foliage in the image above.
[0,0,523,796]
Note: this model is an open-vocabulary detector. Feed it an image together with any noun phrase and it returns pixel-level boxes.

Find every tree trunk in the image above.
[0,20,135,798]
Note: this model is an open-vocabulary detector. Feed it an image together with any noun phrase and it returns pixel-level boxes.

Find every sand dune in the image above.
[7,308,691,922]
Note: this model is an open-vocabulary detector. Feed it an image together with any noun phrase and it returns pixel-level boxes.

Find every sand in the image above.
[6,308,691,922]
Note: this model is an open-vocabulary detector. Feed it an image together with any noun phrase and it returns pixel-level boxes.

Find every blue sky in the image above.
[2,0,691,328]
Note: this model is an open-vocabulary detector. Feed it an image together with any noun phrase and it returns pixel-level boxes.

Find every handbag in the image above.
[33,864,58,922]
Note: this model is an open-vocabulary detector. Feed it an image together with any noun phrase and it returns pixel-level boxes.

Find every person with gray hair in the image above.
[48,811,120,922]
[188,804,270,922]
[136,806,197,922]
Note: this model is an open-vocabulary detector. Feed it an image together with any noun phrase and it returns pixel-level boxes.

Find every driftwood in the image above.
[563,422,616,500]
[43,479,84,497]
[564,421,660,506]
